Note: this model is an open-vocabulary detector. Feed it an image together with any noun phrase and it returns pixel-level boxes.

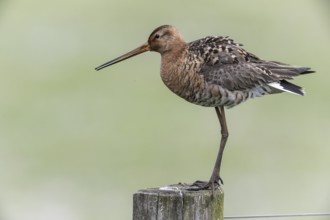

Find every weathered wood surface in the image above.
[133,184,224,220]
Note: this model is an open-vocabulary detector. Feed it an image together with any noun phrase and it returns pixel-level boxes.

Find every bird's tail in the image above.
[265,63,314,96]
[268,80,305,96]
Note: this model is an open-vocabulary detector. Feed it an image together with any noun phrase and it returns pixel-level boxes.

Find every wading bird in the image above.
[95,25,313,191]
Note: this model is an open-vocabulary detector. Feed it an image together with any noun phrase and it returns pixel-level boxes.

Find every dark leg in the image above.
[209,106,229,185]
[190,106,229,191]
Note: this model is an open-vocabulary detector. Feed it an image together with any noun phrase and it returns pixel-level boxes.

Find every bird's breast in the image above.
[160,57,205,102]
[160,57,231,107]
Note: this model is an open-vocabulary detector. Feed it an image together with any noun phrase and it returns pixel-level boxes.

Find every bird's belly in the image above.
[189,84,272,108]
[185,85,245,108]
[162,73,247,108]
[162,73,272,108]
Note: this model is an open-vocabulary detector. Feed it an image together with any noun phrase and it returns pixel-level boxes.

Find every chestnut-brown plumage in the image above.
[95,25,314,191]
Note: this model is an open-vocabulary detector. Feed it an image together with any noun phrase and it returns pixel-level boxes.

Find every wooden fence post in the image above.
[133,184,224,220]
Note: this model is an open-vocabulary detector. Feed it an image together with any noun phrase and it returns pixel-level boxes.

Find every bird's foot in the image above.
[187,176,223,195]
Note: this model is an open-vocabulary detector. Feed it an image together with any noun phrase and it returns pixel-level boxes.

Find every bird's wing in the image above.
[199,62,275,91]
[190,37,311,91]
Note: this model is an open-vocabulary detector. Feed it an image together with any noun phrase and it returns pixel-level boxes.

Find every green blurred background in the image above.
[1,0,329,219]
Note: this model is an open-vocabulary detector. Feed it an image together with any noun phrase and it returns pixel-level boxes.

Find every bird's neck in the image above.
[160,46,187,80]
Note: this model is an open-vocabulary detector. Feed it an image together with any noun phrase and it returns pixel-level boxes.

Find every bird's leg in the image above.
[190,106,228,191]
[209,106,228,186]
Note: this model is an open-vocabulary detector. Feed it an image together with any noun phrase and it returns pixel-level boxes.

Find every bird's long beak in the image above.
[95,42,150,71]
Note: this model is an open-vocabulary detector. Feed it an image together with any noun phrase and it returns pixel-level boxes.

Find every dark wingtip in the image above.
[299,67,315,75]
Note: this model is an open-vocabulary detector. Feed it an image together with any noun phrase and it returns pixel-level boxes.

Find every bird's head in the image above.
[148,25,185,54]
[95,25,185,71]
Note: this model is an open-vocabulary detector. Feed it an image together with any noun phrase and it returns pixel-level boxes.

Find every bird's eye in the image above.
[154,34,160,39]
